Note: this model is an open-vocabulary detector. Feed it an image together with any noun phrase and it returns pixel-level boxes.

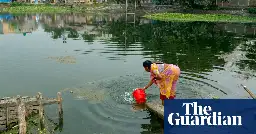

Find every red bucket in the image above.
[133,88,146,104]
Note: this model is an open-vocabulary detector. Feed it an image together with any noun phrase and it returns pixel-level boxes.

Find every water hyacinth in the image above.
[144,13,256,23]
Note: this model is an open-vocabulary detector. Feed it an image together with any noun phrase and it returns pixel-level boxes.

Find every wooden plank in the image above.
[0,120,6,125]
[8,114,18,120]
[0,96,58,107]
[145,100,164,120]
[8,106,16,111]
[0,99,58,107]
[7,118,18,124]
[0,111,5,117]
[0,102,16,107]
[0,108,6,112]
[0,104,6,108]
[26,101,40,106]
[0,116,6,121]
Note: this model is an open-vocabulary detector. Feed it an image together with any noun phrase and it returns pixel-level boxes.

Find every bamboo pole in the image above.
[241,84,256,99]
[17,96,26,134]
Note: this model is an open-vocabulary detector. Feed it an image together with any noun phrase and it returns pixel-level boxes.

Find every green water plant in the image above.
[1,4,72,13]
[0,3,111,13]
[144,13,256,23]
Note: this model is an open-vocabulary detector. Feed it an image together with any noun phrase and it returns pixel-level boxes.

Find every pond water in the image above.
[0,13,256,133]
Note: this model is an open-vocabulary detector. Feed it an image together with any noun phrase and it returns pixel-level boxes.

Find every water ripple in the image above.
[62,72,230,133]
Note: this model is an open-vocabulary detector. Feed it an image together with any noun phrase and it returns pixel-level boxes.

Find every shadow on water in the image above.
[1,13,256,133]
[140,111,164,134]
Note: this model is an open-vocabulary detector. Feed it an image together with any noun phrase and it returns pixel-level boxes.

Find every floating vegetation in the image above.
[1,4,72,13]
[0,3,122,13]
[61,87,106,103]
[144,13,256,23]
[47,56,76,64]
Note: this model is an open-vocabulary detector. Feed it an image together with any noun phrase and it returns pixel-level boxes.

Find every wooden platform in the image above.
[0,92,63,134]
[145,100,163,120]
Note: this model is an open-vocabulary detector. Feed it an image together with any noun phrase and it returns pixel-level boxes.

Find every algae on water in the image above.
[61,87,106,103]
[144,13,256,23]
[47,56,76,64]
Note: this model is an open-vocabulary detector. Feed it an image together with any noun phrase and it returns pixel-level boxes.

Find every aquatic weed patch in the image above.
[0,3,122,13]
[144,13,256,23]
[1,4,71,13]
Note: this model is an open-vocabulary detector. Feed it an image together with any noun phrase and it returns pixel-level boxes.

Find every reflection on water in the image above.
[1,13,255,72]
[0,13,256,133]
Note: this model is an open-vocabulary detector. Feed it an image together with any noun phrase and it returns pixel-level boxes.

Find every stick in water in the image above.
[241,84,256,99]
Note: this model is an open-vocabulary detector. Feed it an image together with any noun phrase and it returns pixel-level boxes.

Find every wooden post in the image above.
[126,0,128,15]
[134,0,136,10]
[57,92,63,114]
[5,100,8,129]
[37,92,45,130]
[57,92,63,131]
[17,96,26,134]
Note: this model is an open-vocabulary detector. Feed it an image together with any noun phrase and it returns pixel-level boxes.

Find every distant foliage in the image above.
[10,2,30,7]
[248,8,256,14]
[178,0,218,9]
[10,2,52,7]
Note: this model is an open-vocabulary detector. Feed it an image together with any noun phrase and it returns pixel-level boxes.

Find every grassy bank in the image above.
[0,2,119,13]
[144,13,256,23]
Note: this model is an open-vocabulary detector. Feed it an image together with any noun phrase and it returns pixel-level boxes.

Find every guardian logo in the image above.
[168,102,242,126]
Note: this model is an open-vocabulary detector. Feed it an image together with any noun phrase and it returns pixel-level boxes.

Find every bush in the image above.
[10,2,30,7]
[248,8,256,14]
